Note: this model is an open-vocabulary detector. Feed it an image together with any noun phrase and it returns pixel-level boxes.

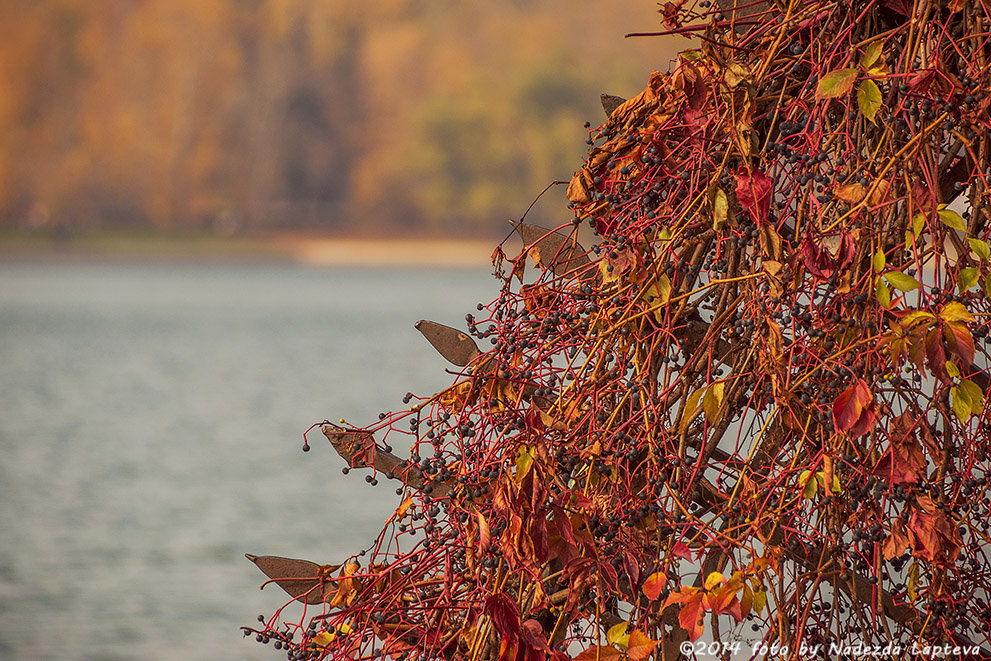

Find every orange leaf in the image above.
[642,572,667,600]
[574,645,623,661]
[678,596,706,641]
[626,630,659,660]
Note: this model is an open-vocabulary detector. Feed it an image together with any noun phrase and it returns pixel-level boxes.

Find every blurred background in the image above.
[0,2,680,659]
[0,0,679,242]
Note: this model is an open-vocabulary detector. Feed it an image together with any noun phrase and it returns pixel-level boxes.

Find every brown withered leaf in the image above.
[513,221,591,278]
[414,320,480,367]
[834,182,866,205]
[322,424,451,496]
[245,554,338,604]
[869,179,891,206]
[907,508,962,563]
[600,93,627,117]
[882,518,909,560]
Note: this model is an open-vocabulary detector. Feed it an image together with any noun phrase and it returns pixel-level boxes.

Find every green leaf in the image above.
[945,360,961,379]
[969,238,990,261]
[860,41,884,69]
[876,276,891,308]
[959,267,979,293]
[817,68,859,99]
[912,212,926,238]
[938,208,966,232]
[873,249,886,272]
[857,79,882,124]
[986,274,991,299]
[951,385,972,421]
[883,271,921,292]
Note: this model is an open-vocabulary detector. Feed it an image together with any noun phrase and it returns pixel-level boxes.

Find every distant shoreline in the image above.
[0,232,500,269]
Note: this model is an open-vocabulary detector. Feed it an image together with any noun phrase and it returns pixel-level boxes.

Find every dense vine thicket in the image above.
[243,1,991,658]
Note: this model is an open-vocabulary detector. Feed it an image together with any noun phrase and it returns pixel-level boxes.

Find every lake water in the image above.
[0,261,496,660]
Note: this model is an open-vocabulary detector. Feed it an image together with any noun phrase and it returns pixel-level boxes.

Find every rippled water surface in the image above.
[0,262,495,660]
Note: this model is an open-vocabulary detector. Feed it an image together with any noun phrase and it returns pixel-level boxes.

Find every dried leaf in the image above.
[836,182,867,205]
[415,320,480,367]
[600,93,627,117]
[245,554,337,604]
[513,222,590,277]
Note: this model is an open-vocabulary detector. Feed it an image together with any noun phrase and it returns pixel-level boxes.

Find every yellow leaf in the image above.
[606,622,630,649]
[907,561,919,601]
[883,271,921,291]
[959,267,979,293]
[876,277,891,308]
[969,238,990,261]
[702,382,725,423]
[951,386,972,421]
[704,571,726,590]
[857,79,882,123]
[939,207,966,232]
[680,388,706,432]
[515,446,533,481]
[940,301,974,323]
[860,41,884,69]
[873,249,886,271]
[711,187,730,230]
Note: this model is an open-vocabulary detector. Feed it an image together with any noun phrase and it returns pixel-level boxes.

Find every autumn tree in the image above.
[244,1,991,659]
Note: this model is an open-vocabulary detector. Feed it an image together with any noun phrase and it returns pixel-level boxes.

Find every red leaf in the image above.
[881,0,913,15]
[833,379,876,435]
[623,551,641,587]
[883,517,910,560]
[908,68,936,93]
[925,329,948,381]
[944,321,975,365]
[734,169,774,225]
[671,542,693,561]
[520,620,550,652]
[484,593,521,640]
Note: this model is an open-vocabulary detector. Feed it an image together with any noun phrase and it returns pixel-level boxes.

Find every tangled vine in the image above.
[243,1,991,659]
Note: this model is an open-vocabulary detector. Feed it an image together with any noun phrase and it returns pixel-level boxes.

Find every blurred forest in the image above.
[0,1,677,237]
